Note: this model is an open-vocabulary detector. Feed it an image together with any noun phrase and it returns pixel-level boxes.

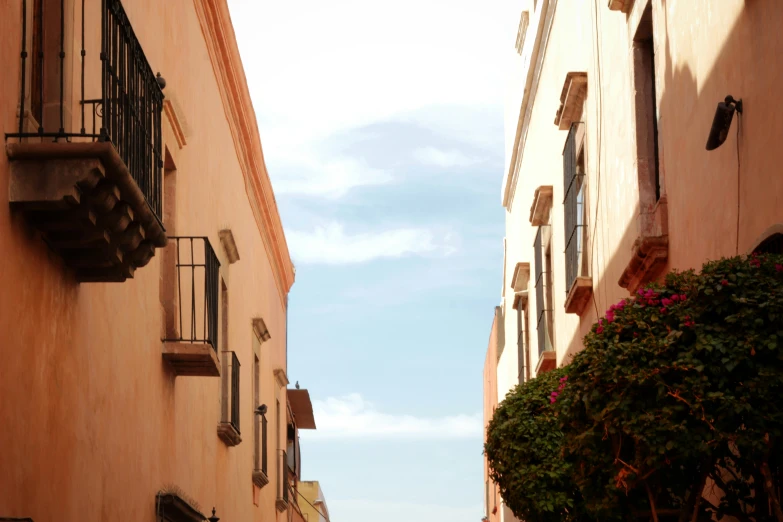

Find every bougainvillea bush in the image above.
[484,367,591,522]
[487,254,783,522]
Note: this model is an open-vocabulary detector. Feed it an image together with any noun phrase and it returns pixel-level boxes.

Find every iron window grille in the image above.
[164,237,220,350]
[279,450,290,505]
[255,414,268,475]
[534,227,553,357]
[8,0,165,223]
[563,122,586,293]
[221,351,240,434]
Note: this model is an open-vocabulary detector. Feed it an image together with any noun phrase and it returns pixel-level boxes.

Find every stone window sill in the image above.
[618,236,669,293]
[252,470,270,489]
[536,351,556,375]
[217,422,242,447]
[564,276,593,315]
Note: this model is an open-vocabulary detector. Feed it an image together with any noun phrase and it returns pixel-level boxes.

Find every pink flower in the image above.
[596,325,604,334]
[750,258,761,268]
[560,376,568,383]
[776,264,783,272]
[633,332,639,338]
[606,311,615,323]
[684,320,695,327]
[661,298,672,307]
[670,294,680,302]
[721,279,729,286]
[550,397,557,404]
[679,294,687,301]
[637,289,645,296]
[660,307,667,314]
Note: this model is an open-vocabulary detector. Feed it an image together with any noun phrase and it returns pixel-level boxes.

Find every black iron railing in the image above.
[260,415,268,474]
[279,450,290,505]
[9,0,164,222]
[221,351,240,434]
[164,237,220,350]
[516,306,525,381]
[563,122,585,293]
[534,227,552,357]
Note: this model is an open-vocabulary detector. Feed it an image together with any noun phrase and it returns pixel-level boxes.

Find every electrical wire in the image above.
[735,114,742,255]
[296,488,330,522]
[589,0,604,319]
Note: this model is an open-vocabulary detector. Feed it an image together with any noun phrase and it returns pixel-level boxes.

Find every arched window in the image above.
[753,233,783,255]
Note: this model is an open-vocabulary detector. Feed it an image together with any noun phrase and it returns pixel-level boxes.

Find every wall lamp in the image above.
[706,95,742,151]
[255,404,268,416]
[207,508,220,522]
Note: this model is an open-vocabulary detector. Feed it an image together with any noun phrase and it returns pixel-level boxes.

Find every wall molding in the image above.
[193,0,295,307]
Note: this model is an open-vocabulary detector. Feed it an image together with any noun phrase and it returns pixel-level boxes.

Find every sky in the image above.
[227,1,521,521]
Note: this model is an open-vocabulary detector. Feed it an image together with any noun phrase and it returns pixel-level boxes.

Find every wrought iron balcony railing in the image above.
[164,237,220,349]
[8,0,164,222]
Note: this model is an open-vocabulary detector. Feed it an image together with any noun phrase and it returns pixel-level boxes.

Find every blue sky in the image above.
[228,1,518,520]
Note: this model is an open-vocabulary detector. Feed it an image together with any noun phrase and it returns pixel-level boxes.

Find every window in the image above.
[252,352,270,488]
[563,122,589,292]
[515,11,529,55]
[218,351,241,445]
[254,355,262,468]
[534,227,554,357]
[754,233,783,255]
[516,304,531,382]
[632,4,661,203]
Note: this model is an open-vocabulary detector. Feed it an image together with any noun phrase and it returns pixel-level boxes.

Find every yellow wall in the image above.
[298,481,330,522]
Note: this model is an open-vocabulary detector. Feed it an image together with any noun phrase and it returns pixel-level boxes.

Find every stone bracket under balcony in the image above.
[162,342,221,377]
[7,142,167,282]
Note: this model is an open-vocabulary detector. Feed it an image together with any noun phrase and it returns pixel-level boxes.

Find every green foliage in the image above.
[487,254,783,522]
[484,367,590,522]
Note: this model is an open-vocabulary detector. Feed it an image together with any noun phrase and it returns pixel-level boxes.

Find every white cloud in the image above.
[229,0,519,162]
[306,394,482,439]
[272,156,391,199]
[287,222,456,264]
[413,146,479,168]
[329,499,481,522]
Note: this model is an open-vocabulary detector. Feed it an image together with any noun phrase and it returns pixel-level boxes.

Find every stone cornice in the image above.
[193,0,295,307]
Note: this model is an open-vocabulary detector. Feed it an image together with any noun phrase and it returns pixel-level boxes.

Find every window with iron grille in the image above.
[220,351,240,434]
[515,11,529,55]
[563,122,588,293]
[534,227,554,356]
[517,305,531,383]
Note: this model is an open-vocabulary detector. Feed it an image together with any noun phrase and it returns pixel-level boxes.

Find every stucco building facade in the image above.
[0,1,318,521]
[486,0,783,516]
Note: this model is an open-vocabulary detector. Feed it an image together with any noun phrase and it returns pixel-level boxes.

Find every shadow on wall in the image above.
[562,0,783,364]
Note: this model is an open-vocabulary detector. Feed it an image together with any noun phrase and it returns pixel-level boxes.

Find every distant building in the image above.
[299,481,331,522]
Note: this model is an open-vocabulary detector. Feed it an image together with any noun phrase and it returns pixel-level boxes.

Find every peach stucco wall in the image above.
[499,0,783,377]
[0,1,292,522]
[483,309,500,522]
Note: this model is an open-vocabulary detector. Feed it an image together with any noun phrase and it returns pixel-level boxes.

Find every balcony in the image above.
[162,237,221,377]
[6,0,166,282]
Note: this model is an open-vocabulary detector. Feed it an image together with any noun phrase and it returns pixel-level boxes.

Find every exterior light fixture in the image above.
[255,404,268,416]
[706,95,742,150]
[156,72,166,90]
[207,507,220,522]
